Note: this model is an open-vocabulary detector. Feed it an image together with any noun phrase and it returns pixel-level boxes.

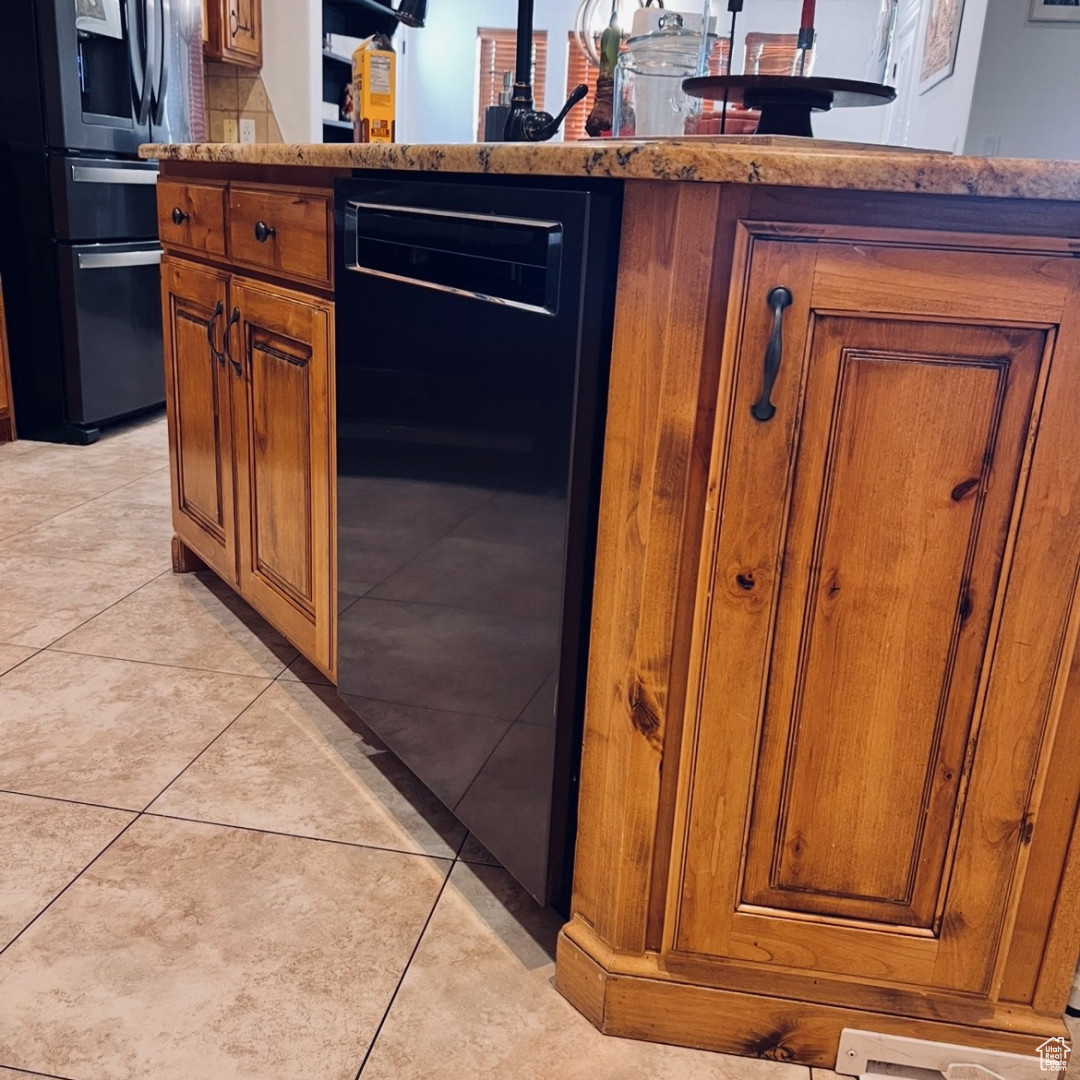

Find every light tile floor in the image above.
[0,414,1072,1080]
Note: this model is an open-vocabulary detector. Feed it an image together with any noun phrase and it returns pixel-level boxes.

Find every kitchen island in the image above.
[144,137,1080,1073]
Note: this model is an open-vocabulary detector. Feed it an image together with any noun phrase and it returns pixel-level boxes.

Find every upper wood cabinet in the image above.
[204,0,262,67]
[558,182,1080,1068]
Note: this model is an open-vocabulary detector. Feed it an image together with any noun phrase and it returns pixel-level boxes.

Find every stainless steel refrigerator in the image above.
[0,0,205,442]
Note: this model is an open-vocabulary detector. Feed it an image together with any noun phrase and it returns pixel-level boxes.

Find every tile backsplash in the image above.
[205,62,283,143]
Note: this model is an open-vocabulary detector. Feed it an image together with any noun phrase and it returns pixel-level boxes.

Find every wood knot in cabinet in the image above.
[627,675,663,749]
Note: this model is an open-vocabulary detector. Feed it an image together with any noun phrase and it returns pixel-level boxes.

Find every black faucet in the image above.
[502,0,589,141]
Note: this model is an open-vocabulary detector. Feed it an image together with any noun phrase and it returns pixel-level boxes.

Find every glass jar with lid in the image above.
[612,7,715,138]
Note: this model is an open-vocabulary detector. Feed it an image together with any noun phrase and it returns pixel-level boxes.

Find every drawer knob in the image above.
[254,221,276,243]
[171,207,189,225]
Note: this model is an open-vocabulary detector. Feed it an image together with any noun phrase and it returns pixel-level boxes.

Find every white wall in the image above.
[964,0,1080,160]
[261,0,321,142]
[900,0,989,151]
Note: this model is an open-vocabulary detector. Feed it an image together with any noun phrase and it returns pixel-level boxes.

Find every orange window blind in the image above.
[477,29,547,142]
[564,34,599,143]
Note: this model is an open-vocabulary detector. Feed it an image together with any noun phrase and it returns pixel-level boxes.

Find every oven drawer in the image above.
[157,180,227,257]
[228,185,332,288]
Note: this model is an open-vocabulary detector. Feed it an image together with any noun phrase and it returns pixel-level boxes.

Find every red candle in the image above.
[800,0,815,29]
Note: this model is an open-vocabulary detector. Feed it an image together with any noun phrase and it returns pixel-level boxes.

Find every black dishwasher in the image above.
[334,176,621,906]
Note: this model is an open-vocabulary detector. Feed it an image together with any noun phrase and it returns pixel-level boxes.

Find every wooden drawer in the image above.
[158,180,227,257]
[227,185,331,288]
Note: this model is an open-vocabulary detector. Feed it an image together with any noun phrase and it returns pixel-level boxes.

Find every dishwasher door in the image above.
[335,177,619,906]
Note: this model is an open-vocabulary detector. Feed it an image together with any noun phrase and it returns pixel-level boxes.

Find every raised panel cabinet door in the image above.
[161,257,236,582]
[229,276,333,677]
[671,237,1072,996]
[222,0,261,66]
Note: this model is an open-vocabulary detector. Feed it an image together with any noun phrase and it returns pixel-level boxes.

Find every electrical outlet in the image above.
[222,117,238,142]
[239,118,256,144]
[982,134,1002,157]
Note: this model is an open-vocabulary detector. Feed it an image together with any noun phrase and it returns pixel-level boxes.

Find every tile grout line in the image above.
[140,808,462,863]
[0,1065,79,1080]
[5,568,173,654]
[0,813,143,962]
[351,861,457,1080]
[0,788,136,816]
[137,679,281,814]
[43,642,293,681]
[0,462,169,545]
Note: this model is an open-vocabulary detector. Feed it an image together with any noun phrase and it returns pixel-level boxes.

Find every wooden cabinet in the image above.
[231,277,334,675]
[558,183,1080,1068]
[158,168,340,681]
[204,0,261,67]
[161,258,235,584]
[0,274,14,441]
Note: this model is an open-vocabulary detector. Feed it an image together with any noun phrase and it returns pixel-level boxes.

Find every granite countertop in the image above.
[140,137,1080,202]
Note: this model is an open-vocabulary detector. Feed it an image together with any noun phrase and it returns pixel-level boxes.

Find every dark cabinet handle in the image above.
[253,221,275,243]
[223,306,243,376]
[751,286,793,423]
[206,300,225,367]
[171,206,189,225]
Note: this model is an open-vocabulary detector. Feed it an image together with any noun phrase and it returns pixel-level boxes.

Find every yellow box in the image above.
[352,43,396,144]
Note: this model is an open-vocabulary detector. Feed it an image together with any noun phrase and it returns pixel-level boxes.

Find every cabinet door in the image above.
[671,237,1080,995]
[221,0,261,67]
[229,276,334,677]
[161,257,236,582]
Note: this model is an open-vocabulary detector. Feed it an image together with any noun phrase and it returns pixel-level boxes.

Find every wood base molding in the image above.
[554,930,1066,1070]
[171,535,207,573]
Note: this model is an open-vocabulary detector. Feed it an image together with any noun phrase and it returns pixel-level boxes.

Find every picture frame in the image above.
[918,0,966,94]
[74,0,123,40]
[1029,0,1080,22]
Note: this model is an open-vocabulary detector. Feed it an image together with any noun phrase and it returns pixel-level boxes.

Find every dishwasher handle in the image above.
[343,200,563,316]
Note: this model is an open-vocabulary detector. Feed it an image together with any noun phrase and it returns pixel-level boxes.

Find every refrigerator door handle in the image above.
[77,249,164,271]
[125,0,145,105]
[153,0,170,125]
[138,0,158,125]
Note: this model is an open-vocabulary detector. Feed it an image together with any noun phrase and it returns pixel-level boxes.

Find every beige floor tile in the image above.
[277,652,333,685]
[0,443,162,498]
[361,861,810,1080]
[0,646,35,677]
[0,499,173,575]
[0,491,89,541]
[0,815,447,1080]
[0,651,269,808]
[0,792,134,946]
[0,1070,65,1078]
[0,553,162,648]
[92,466,172,508]
[150,681,465,859]
[52,571,298,678]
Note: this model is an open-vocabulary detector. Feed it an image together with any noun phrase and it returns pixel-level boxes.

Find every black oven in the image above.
[334,175,620,906]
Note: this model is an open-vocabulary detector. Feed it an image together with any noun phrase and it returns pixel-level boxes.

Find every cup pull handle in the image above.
[751,286,793,423]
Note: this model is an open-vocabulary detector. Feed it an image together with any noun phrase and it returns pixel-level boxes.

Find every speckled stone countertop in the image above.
[141,137,1080,202]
